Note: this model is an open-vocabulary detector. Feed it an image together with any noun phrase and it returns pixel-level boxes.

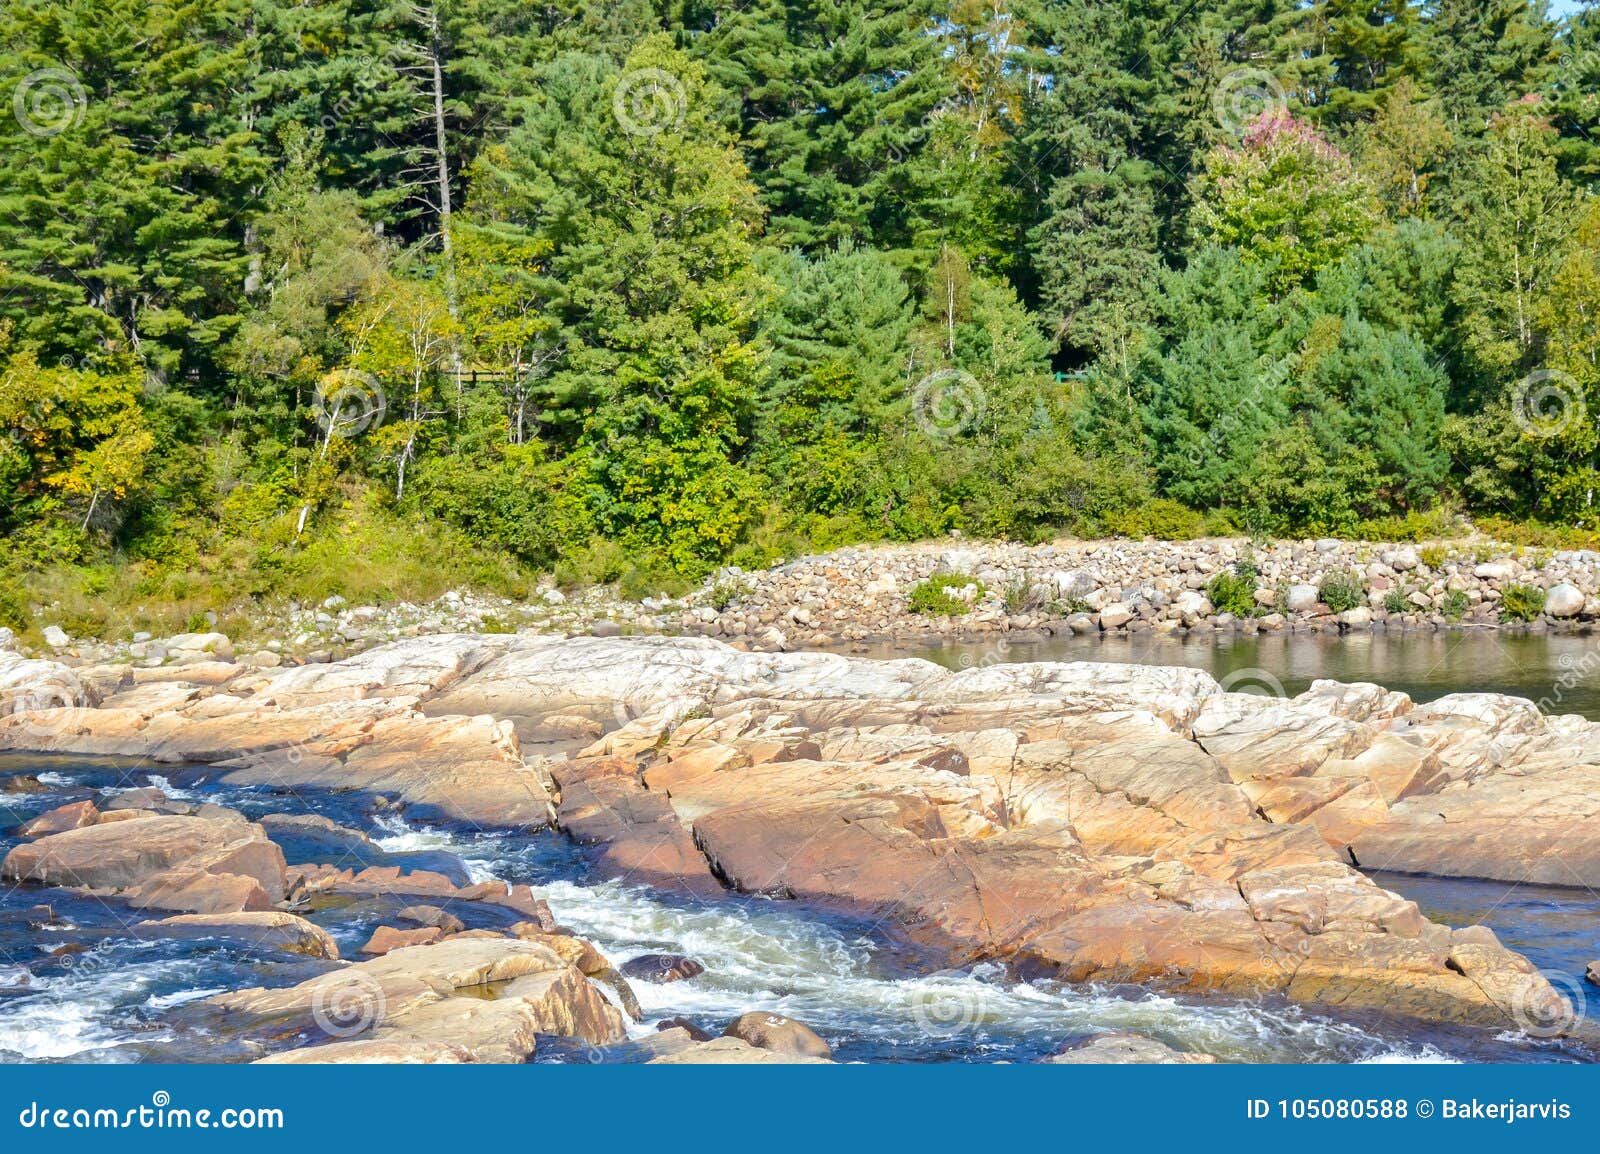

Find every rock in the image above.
[42,625,70,649]
[19,799,100,837]
[0,965,38,995]
[165,632,234,663]
[1546,582,1584,618]
[1098,603,1133,629]
[1588,960,1599,986]
[1284,584,1320,613]
[656,1017,714,1042]
[1386,546,1420,572]
[619,953,706,984]
[1,812,286,914]
[1338,606,1373,627]
[256,1039,471,1064]
[361,926,445,956]
[723,1011,832,1059]
[210,937,625,1063]
[396,905,466,935]
[101,786,179,813]
[1042,1032,1216,1064]
[136,912,340,959]
[648,1035,832,1064]
[3,632,1581,1035]
[258,812,374,854]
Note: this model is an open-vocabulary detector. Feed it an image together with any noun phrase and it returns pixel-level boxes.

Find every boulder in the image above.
[723,1011,833,1059]
[1042,1033,1216,1064]
[396,905,465,935]
[1284,584,1320,613]
[211,938,625,1063]
[165,632,234,663]
[18,799,100,837]
[619,953,705,984]
[135,911,339,959]
[361,926,445,956]
[1546,583,1585,618]
[2,812,286,914]
[648,1035,832,1065]
[1098,603,1133,629]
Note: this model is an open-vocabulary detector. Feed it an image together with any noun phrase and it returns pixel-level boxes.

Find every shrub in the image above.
[1418,545,1448,570]
[0,583,24,633]
[1442,589,1469,621]
[1003,575,1049,614]
[617,558,692,602]
[1499,583,1546,622]
[1383,587,1410,615]
[707,578,752,611]
[1319,570,1365,613]
[909,572,986,616]
[1206,567,1258,617]
[1104,499,1206,541]
[1354,507,1458,543]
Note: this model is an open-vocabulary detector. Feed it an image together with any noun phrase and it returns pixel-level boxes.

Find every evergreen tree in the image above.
[482,36,771,571]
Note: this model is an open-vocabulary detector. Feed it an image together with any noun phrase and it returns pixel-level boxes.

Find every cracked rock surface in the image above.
[3,633,1592,1035]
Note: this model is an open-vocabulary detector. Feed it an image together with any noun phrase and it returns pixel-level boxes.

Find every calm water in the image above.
[0,750,1592,1064]
[856,628,1600,719]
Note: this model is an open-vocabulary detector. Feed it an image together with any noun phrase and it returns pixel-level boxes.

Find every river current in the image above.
[1,632,1597,1064]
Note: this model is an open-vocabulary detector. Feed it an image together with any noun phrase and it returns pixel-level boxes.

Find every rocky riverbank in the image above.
[14,536,1600,668]
[2,632,1593,1060]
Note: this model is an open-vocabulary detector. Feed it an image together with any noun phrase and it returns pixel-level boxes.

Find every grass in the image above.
[2,495,538,647]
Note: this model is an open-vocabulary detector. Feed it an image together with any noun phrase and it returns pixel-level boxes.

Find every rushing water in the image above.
[851,628,1600,720]
[0,743,1593,1065]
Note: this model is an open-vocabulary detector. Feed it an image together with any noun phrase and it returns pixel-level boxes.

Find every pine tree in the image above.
[696,0,946,251]
[482,36,771,571]
[0,0,265,380]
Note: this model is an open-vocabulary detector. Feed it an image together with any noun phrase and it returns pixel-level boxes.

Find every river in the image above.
[0,631,1596,1064]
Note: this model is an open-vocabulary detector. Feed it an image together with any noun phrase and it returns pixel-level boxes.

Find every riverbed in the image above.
[0,744,1592,1064]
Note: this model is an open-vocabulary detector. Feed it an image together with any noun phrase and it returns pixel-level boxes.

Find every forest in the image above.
[3,0,1600,622]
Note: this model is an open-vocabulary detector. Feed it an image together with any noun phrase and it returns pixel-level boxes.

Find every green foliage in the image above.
[1105,499,1207,541]
[1206,566,1260,617]
[707,578,753,611]
[1319,571,1366,613]
[1191,111,1382,298]
[1,0,1598,609]
[908,573,987,617]
[1419,544,1449,570]
[1383,587,1412,614]
[1499,583,1547,622]
[1442,589,1470,620]
[1003,575,1049,614]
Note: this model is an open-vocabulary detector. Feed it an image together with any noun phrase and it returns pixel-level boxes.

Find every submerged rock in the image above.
[136,911,339,959]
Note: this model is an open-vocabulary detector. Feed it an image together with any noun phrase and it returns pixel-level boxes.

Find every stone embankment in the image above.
[3,632,1593,1058]
[14,537,1600,667]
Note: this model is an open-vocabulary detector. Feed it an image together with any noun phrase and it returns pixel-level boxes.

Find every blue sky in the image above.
[1551,0,1587,17]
